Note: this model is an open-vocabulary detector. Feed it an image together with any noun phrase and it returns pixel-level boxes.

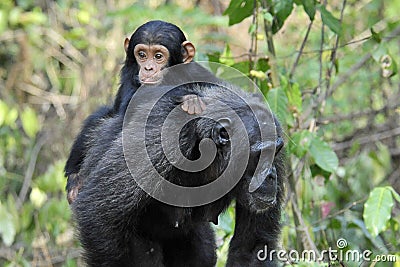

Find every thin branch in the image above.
[17,134,47,210]
[261,0,276,57]
[291,194,321,255]
[311,198,367,226]
[325,0,347,96]
[318,103,400,124]
[248,0,258,71]
[290,20,313,79]
[329,53,372,93]
[261,0,279,87]
[332,127,400,151]
[330,25,400,94]
[318,0,326,92]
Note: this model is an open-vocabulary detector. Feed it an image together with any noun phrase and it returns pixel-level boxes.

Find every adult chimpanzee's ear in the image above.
[124,38,130,53]
[212,118,231,147]
[182,41,195,63]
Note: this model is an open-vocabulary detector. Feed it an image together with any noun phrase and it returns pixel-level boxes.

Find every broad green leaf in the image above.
[5,107,18,126]
[289,130,313,158]
[231,61,250,75]
[387,186,400,203]
[266,87,289,124]
[317,4,342,35]
[220,44,235,66]
[21,107,40,138]
[363,187,394,237]
[301,0,316,20]
[309,138,338,173]
[255,58,270,72]
[272,0,294,33]
[207,51,221,63]
[223,0,254,26]
[0,203,16,246]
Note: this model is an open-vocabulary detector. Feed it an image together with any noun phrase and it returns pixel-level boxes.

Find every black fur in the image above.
[71,83,285,267]
[65,21,190,199]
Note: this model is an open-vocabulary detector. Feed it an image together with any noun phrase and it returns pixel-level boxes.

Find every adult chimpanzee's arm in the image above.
[227,139,285,267]
[226,202,282,267]
[65,106,113,204]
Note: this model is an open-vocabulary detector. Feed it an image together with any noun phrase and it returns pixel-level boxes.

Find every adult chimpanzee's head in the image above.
[123,20,195,85]
[186,88,285,212]
[206,93,285,213]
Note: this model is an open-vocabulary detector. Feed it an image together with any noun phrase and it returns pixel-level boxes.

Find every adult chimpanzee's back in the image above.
[71,81,285,267]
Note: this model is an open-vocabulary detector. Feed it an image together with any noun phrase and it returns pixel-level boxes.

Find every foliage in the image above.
[1,0,399,266]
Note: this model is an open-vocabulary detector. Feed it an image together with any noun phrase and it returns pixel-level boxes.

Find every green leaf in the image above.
[387,186,400,203]
[0,10,7,35]
[263,11,274,23]
[370,27,382,43]
[30,187,48,208]
[289,130,313,158]
[231,61,250,75]
[248,23,256,34]
[223,0,254,26]
[317,4,342,35]
[301,0,316,20]
[255,58,270,72]
[283,79,302,112]
[363,187,394,237]
[220,44,235,66]
[5,107,18,126]
[21,107,40,138]
[0,203,16,246]
[266,87,289,124]
[207,51,221,63]
[372,43,387,63]
[272,0,294,33]
[35,161,66,193]
[309,137,338,173]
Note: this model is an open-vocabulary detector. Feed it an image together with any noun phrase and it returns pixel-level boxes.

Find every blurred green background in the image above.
[0,0,399,266]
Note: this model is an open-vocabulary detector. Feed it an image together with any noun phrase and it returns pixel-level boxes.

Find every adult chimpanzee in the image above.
[65,21,205,204]
[71,81,285,267]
